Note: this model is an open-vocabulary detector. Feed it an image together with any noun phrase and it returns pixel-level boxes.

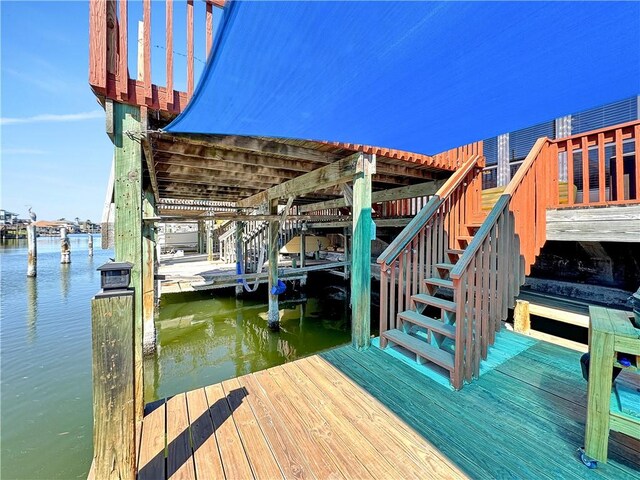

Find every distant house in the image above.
[0,209,18,225]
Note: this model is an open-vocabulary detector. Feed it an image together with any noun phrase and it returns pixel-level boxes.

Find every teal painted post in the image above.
[351,153,375,350]
[113,102,144,425]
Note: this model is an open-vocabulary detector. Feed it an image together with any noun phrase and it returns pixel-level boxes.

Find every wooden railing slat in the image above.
[567,139,574,206]
[582,136,590,204]
[89,0,108,91]
[187,0,194,99]
[206,2,213,58]
[143,0,151,99]
[635,125,640,201]
[166,0,174,104]
[615,128,624,201]
[118,0,128,98]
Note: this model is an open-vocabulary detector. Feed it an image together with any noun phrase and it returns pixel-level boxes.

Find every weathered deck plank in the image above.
[135,333,638,479]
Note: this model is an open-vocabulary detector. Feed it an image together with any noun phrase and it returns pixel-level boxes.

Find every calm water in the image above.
[1,235,351,479]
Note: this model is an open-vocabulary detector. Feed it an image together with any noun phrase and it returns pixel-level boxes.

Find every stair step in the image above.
[424,277,454,289]
[446,248,465,255]
[412,293,457,312]
[434,262,455,271]
[398,311,456,338]
[382,329,455,371]
[457,235,474,243]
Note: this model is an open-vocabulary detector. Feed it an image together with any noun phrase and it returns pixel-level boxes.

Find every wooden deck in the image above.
[137,334,640,479]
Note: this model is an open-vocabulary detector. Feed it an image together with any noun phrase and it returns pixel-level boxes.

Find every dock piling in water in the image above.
[27,223,37,277]
[88,233,94,257]
[60,227,71,264]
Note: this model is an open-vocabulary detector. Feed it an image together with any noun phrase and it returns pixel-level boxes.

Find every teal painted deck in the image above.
[322,332,640,479]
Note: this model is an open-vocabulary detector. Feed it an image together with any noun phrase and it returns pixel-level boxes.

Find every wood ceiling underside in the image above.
[148,133,450,205]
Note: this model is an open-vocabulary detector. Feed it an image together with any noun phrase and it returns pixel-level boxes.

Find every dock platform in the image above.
[159,254,348,294]
[135,334,639,479]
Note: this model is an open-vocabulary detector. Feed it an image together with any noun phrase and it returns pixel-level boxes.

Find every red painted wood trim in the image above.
[118,0,128,98]
[615,128,624,201]
[597,132,606,203]
[206,2,213,59]
[187,0,194,98]
[166,0,174,109]
[89,0,107,90]
[635,125,640,201]
[566,139,574,206]
[581,135,589,204]
[143,0,152,99]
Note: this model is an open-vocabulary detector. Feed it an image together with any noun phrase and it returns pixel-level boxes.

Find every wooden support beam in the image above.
[154,158,299,183]
[141,138,159,200]
[91,291,136,480]
[351,153,375,350]
[238,153,360,208]
[113,102,144,426]
[159,214,346,222]
[267,199,279,329]
[280,196,294,223]
[157,133,342,165]
[299,179,445,213]
[142,189,156,355]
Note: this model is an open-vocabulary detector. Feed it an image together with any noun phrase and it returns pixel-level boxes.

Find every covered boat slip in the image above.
[130,333,639,480]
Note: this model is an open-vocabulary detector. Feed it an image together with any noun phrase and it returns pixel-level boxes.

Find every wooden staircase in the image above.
[380,217,486,382]
[377,135,563,389]
[377,119,640,389]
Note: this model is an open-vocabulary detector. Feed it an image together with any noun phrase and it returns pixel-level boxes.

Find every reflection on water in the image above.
[148,282,351,402]
[1,235,112,480]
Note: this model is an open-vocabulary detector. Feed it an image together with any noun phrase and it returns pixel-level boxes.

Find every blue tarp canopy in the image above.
[167,1,640,155]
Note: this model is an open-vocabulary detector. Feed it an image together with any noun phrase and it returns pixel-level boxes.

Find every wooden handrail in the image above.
[449,195,509,280]
[551,119,640,144]
[451,138,548,279]
[377,154,480,265]
[503,137,548,196]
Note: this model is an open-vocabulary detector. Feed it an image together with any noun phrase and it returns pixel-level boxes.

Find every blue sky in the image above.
[1,0,214,222]
[1,1,113,222]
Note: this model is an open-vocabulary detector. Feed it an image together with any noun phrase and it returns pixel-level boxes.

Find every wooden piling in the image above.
[142,189,156,355]
[207,221,214,262]
[113,102,144,425]
[300,227,306,287]
[88,233,94,257]
[235,221,244,297]
[60,227,71,264]
[27,223,37,277]
[351,154,375,350]
[343,227,350,280]
[91,291,136,480]
[267,199,280,330]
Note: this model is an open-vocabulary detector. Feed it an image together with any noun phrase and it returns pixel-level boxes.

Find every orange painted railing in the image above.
[89,0,224,114]
[448,138,549,386]
[377,154,484,345]
[553,120,640,207]
[445,120,639,387]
